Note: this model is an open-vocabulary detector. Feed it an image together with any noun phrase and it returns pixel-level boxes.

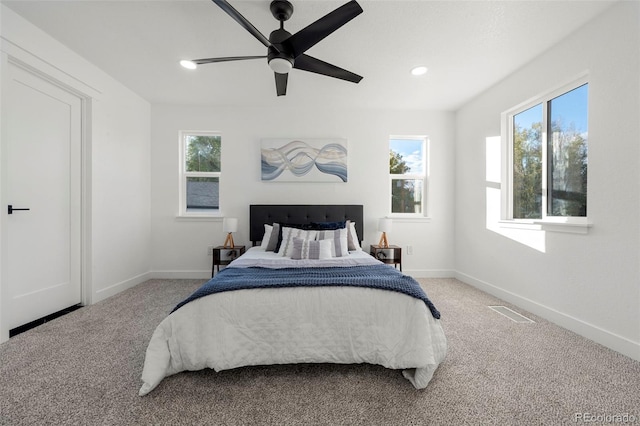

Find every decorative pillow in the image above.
[316,227,349,257]
[270,223,311,252]
[309,221,346,230]
[260,224,273,249]
[278,227,318,257]
[265,223,280,252]
[346,220,362,251]
[291,237,332,260]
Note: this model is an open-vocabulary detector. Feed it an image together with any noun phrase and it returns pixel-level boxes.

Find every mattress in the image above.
[139,247,447,395]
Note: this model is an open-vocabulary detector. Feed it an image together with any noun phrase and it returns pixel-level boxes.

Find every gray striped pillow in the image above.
[278,226,318,257]
[316,227,349,257]
[291,238,332,260]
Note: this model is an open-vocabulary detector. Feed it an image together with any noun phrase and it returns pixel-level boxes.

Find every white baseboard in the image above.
[93,271,153,304]
[455,271,640,362]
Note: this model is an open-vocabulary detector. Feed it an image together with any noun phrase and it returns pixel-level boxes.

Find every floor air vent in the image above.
[488,306,535,323]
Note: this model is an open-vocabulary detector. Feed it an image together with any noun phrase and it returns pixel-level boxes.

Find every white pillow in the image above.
[259,224,273,249]
[278,227,318,257]
[291,238,332,260]
[316,227,349,257]
[346,220,362,251]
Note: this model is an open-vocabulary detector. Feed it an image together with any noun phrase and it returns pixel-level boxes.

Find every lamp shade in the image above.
[223,217,238,233]
[378,218,392,233]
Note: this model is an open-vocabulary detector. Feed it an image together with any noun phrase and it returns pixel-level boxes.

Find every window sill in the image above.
[176,212,223,222]
[498,220,592,234]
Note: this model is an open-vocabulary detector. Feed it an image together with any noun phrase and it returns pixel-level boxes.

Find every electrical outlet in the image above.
[406,245,413,255]
[207,246,214,256]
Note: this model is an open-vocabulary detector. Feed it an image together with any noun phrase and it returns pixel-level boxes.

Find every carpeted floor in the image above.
[0,278,638,425]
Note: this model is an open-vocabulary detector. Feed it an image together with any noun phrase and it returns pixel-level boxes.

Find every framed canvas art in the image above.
[261,138,348,182]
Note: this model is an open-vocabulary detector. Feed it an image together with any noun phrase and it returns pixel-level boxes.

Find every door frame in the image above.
[0,51,94,343]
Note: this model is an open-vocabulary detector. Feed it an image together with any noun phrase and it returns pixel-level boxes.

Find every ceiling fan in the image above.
[180,0,364,96]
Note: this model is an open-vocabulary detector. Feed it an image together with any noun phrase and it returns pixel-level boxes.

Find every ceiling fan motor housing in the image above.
[268,28,294,72]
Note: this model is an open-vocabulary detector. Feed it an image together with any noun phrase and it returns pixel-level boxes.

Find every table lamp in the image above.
[223,217,238,248]
[378,218,392,248]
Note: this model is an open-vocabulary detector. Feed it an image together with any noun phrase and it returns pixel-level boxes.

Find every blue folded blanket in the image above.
[172,264,441,319]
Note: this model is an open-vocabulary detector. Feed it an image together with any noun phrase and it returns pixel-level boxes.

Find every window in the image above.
[179,131,221,216]
[389,136,427,215]
[506,79,588,222]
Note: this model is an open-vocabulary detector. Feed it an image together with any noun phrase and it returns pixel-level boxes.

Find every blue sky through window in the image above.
[514,84,588,133]
[551,84,588,134]
[515,104,542,131]
[390,138,424,174]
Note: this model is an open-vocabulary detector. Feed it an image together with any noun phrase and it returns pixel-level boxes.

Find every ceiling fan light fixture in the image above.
[180,60,198,70]
[269,57,293,74]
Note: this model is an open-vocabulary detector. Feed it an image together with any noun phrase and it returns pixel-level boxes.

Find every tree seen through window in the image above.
[389,137,426,214]
[512,83,588,219]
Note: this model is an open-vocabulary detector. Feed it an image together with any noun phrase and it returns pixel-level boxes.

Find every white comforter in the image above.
[139,248,447,395]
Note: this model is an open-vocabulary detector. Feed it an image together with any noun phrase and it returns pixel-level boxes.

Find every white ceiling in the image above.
[3,0,616,111]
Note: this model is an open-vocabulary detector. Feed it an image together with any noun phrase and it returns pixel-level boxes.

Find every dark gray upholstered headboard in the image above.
[250,204,364,244]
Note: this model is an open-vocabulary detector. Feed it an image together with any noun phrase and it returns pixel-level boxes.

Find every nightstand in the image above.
[370,245,402,271]
[212,245,245,277]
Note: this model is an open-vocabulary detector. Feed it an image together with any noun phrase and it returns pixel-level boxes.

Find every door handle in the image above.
[8,205,30,214]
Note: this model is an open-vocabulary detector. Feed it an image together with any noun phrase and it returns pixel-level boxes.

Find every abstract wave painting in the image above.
[261,139,348,182]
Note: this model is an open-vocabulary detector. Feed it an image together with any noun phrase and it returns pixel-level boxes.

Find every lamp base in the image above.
[378,232,389,248]
[223,233,235,248]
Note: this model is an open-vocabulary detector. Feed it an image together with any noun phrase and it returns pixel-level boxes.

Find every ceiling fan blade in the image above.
[211,0,279,53]
[192,56,266,65]
[275,72,288,96]
[294,54,362,83]
[283,0,363,58]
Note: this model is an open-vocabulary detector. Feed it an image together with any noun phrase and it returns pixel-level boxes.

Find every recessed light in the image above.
[411,66,428,76]
[180,60,197,70]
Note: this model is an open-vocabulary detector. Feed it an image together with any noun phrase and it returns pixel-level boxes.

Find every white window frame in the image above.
[178,130,222,218]
[388,135,429,218]
[500,74,591,233]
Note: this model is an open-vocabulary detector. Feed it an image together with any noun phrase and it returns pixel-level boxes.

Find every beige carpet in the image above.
[1,278,638,425]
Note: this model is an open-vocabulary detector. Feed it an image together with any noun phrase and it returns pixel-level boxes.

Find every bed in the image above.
[139,204,446,396]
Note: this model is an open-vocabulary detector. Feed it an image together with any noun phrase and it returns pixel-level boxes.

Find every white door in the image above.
[4,62,82,329]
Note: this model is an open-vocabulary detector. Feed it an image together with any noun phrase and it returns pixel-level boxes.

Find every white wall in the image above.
[150,105,456,278]
[90,84,152,302]
[455,1,640,360]
[0,5,152,340]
